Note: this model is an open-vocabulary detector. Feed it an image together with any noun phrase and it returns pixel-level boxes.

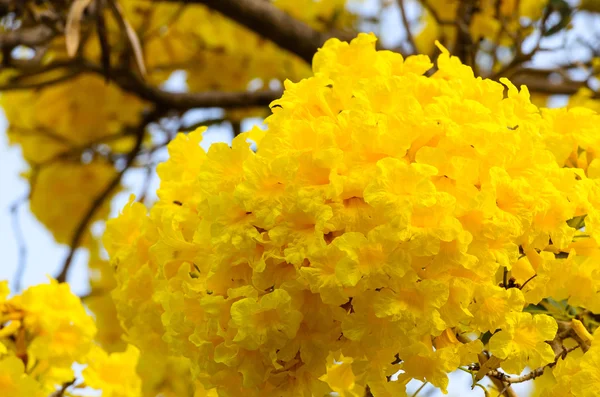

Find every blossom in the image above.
[83,344,142,397]
[0,356,44,397]
[230,289,303,351]
[489,313,557,374]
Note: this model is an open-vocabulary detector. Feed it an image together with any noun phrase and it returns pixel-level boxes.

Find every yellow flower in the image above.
[83,344,142,397]
[468,285,525,333]
[319,354,364,397]
[372,272,449,335]
[230,288,303,351]
[16,280,96,364]
[570,327,600,396]
[0,356,44,397]
[397,340,461,393]
[489,313,557,374]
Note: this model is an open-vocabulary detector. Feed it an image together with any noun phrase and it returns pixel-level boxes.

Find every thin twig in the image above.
[76,60,281,109]
[411,382,428,397]
[491,3,551,80]
[0,70,82,91]
[181,117,226,132]
[0,24,56,48]
[396,0,416,54]
[49,379,76,397]
[10,194,29,292]
[231,120,242,137]
[473,383,490,397]
[2,58,282,110]
[136,163,155,205]
[453,0,477,65]
[95,0,112,81]
[55,107,164,283]
[519,274,537,290]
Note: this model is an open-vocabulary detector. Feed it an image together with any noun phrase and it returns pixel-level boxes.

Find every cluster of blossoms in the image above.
[104,33,600,395]
[0,280,141,396]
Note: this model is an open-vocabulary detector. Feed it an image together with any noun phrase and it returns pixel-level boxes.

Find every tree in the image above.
[2,0,600,396]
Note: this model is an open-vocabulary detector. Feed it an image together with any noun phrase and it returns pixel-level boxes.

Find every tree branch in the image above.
[510,69,585,96]
[156,0,351,64]
[10,194,29,292]
[55,108,163,283]
[0,24,56,48]
[396,0,416,54]
[80,61,282,109]
[453,0,477,65]
[49,379,76,397]
[0,58,282,109]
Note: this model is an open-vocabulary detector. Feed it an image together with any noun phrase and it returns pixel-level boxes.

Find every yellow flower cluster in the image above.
[0,73,142,246]
[416,0,548,55]
[0,280,141,396]
[103,33,600,395]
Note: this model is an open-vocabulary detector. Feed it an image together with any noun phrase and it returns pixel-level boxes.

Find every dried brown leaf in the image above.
[110,1,146,76]
[65,0,94,57]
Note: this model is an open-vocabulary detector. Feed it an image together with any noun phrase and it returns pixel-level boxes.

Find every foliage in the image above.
[2,0,600,396]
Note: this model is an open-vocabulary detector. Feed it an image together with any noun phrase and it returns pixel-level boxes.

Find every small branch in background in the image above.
[79,60,282,109]
[0,70,82,91]
[0,57,282,110]
[107,0,147,76]
[396,0,417,55]
[10,194,29,292]
[231,120,242,137]
[519,274,537,291]
[136,162,155,205]
[410,382,428,397]
[49,379,76,397]
[95,0,112,81]
[0,24,56,49]
[491,4,552,80]
[510,68,585,96]
[181,117,226,132]
[55,107,164,283]
[453,0,477,66]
